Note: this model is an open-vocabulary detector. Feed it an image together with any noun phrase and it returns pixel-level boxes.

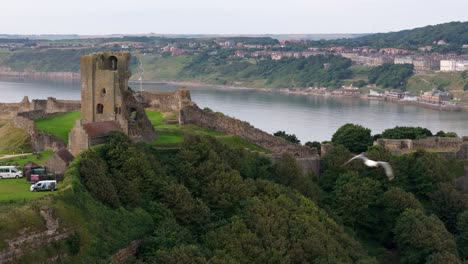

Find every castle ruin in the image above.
[68,52,156,155]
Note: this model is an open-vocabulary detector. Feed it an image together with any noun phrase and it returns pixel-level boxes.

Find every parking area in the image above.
[0,178,52,202]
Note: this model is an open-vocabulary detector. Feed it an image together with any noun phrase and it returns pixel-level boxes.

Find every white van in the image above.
[0,166,23,179]
[30,180,57,192]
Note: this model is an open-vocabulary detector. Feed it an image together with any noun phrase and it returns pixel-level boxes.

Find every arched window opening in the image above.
[114,107,118,114]
[97,104,104,114]
[102,88,106,95]
[130,108,137,121]
[101,56,118,70]
[109,56,118,70]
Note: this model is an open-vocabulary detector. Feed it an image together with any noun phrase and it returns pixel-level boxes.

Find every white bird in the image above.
[342,153,394,181]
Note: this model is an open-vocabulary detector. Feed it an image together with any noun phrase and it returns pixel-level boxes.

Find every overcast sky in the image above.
[2,0,468,35]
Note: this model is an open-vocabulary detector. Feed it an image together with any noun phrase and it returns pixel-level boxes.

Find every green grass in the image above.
[0,122,32,154]
[35,112,81,143]
[146,110,165,126]
[132,54,193,81]
[0,150,54,167]
[218,135,270,153]
[0,178,54,202]
[153,131,184,146]
[147,110,270,153]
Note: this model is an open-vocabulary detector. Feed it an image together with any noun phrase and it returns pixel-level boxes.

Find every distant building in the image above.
[394,57,413,65]
[369,90,384,97]
[440,59,468,72]
[386,89,405,99]
[418,46,433,52]
[413,57,438,72]
[419,89,451,104]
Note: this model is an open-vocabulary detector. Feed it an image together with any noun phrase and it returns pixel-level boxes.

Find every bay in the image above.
[1,80,467,142]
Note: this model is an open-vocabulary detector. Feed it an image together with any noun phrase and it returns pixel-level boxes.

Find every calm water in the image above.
[1,80,468,142]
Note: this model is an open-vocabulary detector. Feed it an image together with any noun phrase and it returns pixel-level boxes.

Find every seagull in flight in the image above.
[342,153,394,181]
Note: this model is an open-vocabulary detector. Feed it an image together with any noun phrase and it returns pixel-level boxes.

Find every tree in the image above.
[78,150,120,208]
[456,211,468,259]
[332,172,382,230]
[368,63,414,89]
[378,188,424,244]
[394,209,459,264]
[273,131,300,144]
[331,123,373,153]
[305,141,321,155]
[426,252,462,264]
[381,126,433,140]
[429,183,468,233]
[352,80,367,88]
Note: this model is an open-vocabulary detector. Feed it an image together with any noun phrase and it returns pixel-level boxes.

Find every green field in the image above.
[34,112,81,143]
[0,150,55,203]
[132,54,192,81]
[0,178,53,202]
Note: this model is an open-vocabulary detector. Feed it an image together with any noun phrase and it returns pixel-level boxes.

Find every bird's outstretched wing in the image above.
[377,162,394,181]
[342,153,367,166]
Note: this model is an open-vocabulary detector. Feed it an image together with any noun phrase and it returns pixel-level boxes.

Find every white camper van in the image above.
[0,166,23,179]
[30,180,57,192]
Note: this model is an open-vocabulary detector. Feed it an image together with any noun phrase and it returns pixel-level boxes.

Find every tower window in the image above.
[109,56,118,70]
[101,55,118,70]
[102,88,106,95]
[130,108,137,121]
[97,104,104,114]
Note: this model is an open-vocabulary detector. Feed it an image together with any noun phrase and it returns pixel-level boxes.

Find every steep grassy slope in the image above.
[0,122,32,154]
[407,72,468,102]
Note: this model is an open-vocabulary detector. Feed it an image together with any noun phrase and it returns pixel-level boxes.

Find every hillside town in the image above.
[1,37,468,72]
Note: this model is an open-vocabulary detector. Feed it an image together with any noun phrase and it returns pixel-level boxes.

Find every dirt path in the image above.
[0,153,31,160]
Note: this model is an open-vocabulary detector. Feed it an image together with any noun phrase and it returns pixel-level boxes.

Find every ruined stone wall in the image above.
[12,115,35,135]
[0,96,80,121]
[412,137,463,149]
[123,91,158,143]
[0,209,72,263]
[139,90,192,114]
[45,98,81,113]
[13,112,67,152]
[377,137,463,151]
[68,120,90,157]
[32,133,66,152]
[180,103,317,159]
[0,103,21,119]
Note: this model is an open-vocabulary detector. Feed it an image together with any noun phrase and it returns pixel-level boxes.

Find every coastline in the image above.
[0,71,466,113]
[147,80,468,113]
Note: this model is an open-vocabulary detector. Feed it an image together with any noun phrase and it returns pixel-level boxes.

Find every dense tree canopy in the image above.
[71,126,468,263]
[381,126,433,140]
[394,209,458,264]
[331,123,373,153]
[368,63,414,89]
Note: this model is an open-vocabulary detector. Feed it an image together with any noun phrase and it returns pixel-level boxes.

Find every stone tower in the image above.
[80,52,131,130]
[69,51,156,156]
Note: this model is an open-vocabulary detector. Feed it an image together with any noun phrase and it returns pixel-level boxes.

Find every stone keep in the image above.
[80,52,130,130]
[69,51,156,155]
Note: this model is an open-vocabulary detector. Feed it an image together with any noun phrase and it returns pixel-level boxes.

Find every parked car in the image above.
[30,180,57,192]
[0,166,23,179]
